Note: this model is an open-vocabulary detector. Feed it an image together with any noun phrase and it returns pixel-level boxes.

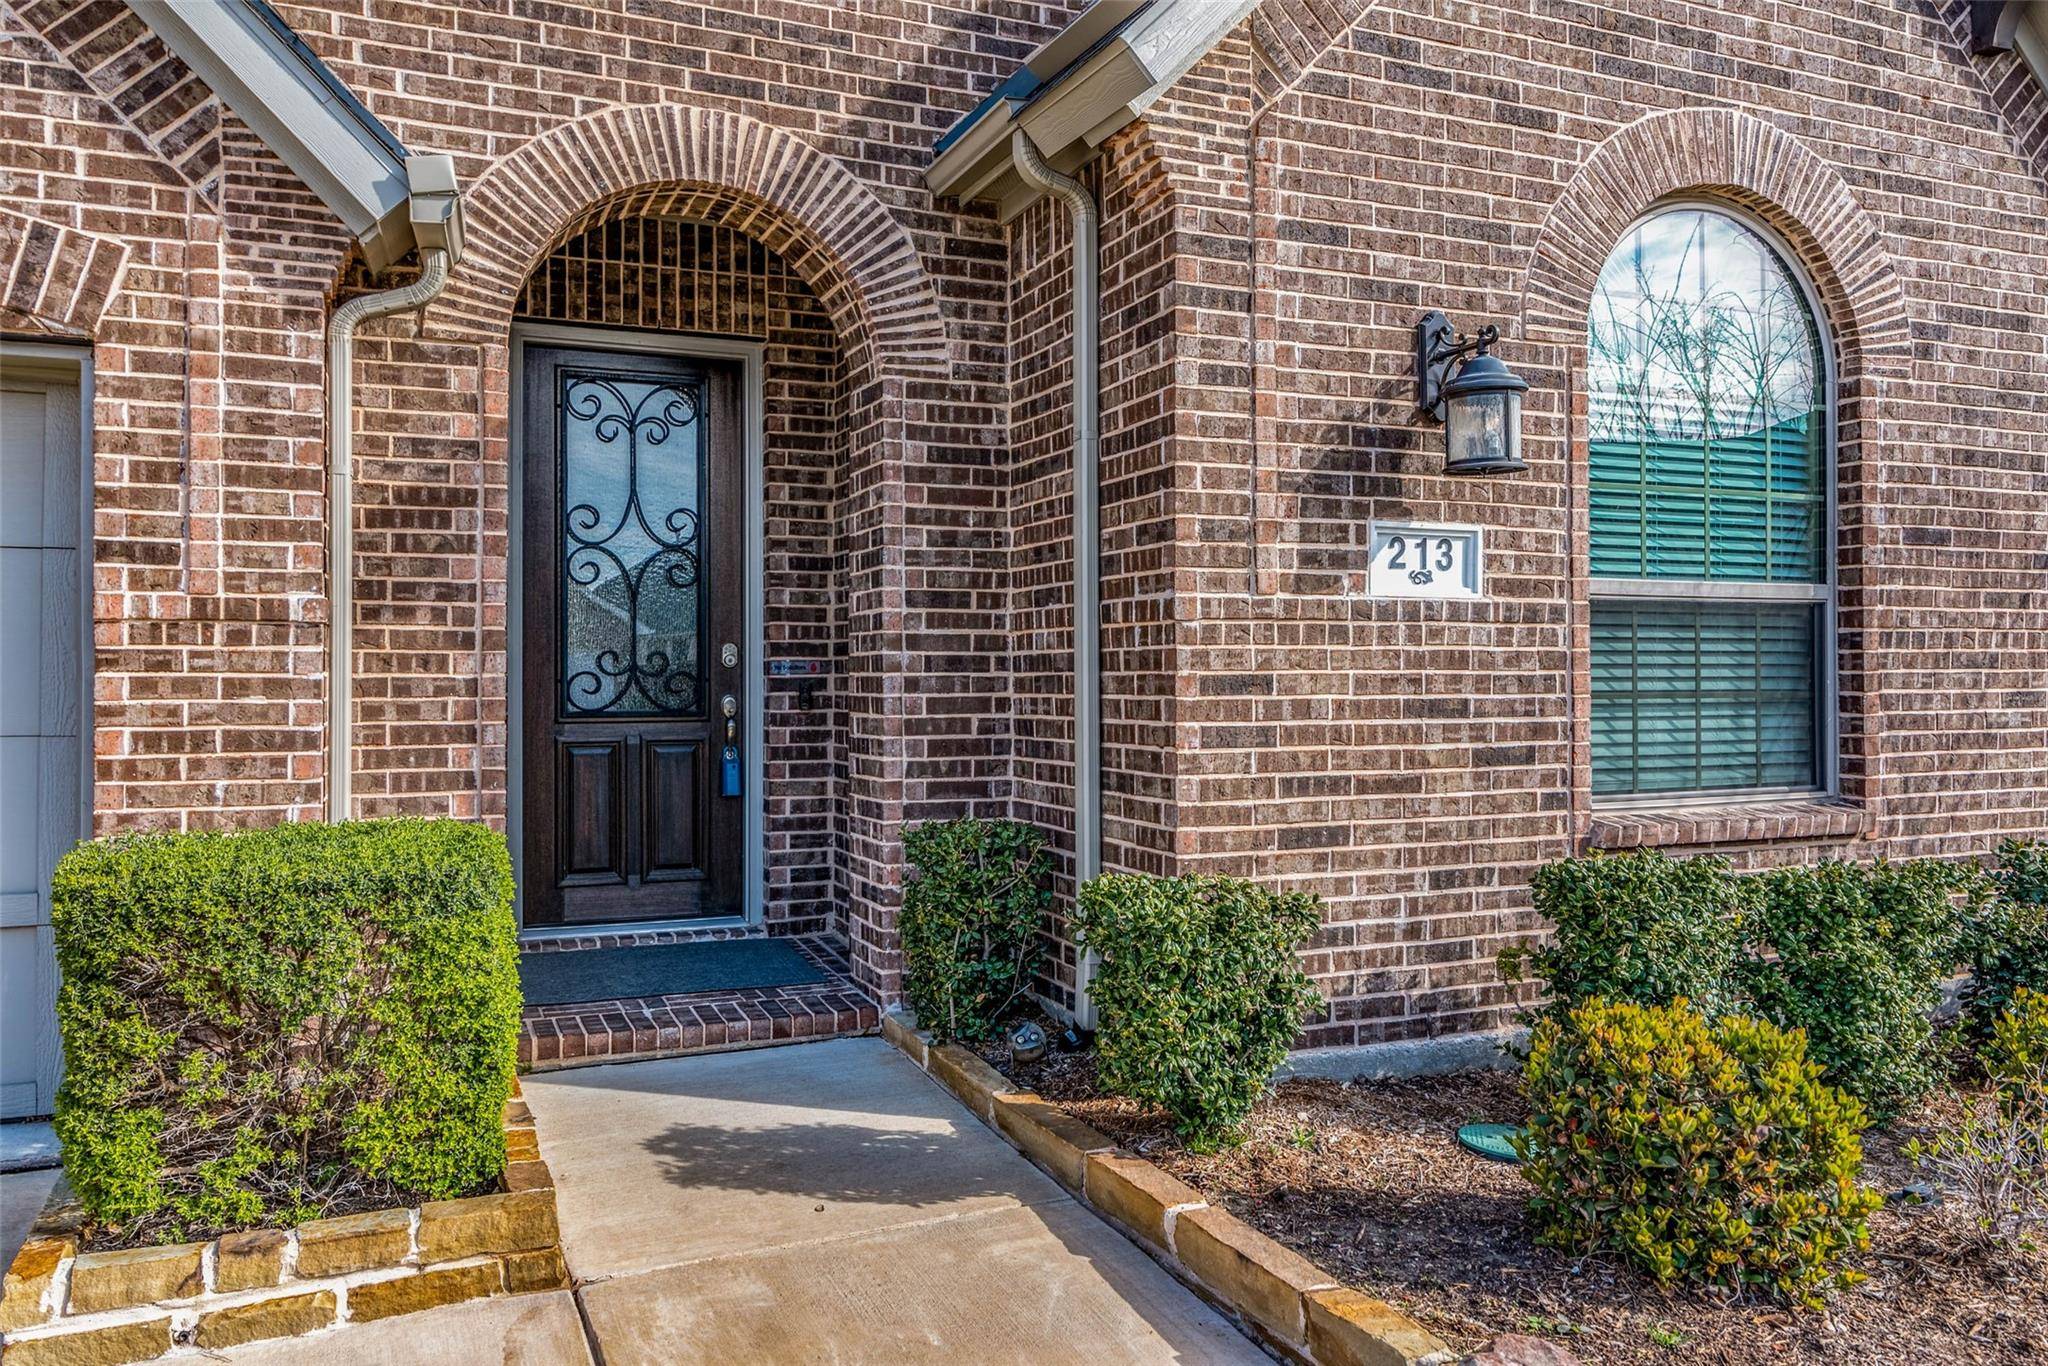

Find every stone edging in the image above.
[881,1013,1455,1366]
[0,1080,566,1365]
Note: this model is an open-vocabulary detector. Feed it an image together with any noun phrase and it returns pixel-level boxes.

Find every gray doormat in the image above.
[519,938,829,1007]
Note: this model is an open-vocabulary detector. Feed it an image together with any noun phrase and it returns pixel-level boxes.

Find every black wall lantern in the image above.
[1414,311,1529,476]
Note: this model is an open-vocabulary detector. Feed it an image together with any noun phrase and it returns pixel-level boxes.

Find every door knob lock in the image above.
[719,692,741,797]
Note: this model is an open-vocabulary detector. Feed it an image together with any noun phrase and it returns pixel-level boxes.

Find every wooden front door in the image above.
[521,344,744,926]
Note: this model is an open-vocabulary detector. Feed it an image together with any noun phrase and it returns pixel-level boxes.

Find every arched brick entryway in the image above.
[429,105,972,1004]
[441,103,952,380]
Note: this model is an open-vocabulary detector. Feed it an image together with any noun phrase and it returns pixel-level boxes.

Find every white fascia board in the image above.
[1116,0,1260,119]
[134,0,413,269]
[927,0,1257,217]
[927,98,1021,204]
[1014,43,1154,162]
[1022,0,1148,81]
[2020,6,2048,96]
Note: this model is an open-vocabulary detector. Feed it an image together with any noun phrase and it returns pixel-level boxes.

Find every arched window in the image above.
[1587,206,1831,800]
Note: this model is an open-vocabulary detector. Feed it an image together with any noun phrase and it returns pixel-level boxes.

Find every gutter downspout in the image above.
[325,246,451,822]
[1010,129,1102,1030]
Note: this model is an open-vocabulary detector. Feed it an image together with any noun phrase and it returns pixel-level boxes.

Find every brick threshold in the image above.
[518,933,879,1072]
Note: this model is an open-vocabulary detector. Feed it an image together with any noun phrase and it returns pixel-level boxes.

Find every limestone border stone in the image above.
[0,1079,567,1364]
[884,1014,1455,1366]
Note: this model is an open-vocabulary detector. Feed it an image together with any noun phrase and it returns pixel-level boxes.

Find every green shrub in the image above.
[1986,986,2048,1130]
[1519,998,1881,1307]
[1737,859,1964,1118]
[1961,839,2048,1043]
[900,818,1051,1042]
[1995,837,2048,908]
[1910,988,2048,1256]
[1076,873,1323,1147]
[1506,849,1747,1019]
[52,818,519,1243]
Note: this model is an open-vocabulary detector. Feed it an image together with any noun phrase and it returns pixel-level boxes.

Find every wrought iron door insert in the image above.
[557,371,706,718]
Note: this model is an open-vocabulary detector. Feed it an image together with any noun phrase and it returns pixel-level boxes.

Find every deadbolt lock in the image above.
[720,642,739,669]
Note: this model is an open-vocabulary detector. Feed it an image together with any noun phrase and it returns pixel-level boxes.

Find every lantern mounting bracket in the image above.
[1415,311,1499,421]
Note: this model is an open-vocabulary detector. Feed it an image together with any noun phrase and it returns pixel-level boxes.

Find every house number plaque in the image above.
[1365,521,1485,600]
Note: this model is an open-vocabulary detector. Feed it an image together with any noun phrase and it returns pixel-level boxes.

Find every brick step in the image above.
[521,995,880,1071]
[517,933,880,1072]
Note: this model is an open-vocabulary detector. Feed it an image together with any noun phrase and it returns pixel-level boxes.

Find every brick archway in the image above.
[440,103,951,380]
[1520,106,1912,383]
[0,209,128,337]
[431,104,959,1004]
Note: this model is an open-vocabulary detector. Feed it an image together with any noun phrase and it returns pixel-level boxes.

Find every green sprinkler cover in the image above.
[1455,1122,1525,1163]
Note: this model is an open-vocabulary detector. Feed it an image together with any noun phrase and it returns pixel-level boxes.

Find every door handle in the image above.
[719,693,741,797]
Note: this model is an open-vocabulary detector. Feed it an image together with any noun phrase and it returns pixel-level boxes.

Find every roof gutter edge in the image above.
[926,0,1257,212]
[133,0,463,272]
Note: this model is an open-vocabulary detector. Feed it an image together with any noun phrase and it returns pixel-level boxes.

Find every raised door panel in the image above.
[0,388,45,547]
[0,383,80,549]
[558,740,627,885]
[642,740,700,880]
[0,549,43,738]
[0,921,55,1117]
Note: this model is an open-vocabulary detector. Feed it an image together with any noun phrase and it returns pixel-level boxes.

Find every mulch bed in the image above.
[976,1026,2048,1365]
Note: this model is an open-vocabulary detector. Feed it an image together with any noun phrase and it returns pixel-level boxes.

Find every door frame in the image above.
[0,337,94,1119]
[508,323,766,938]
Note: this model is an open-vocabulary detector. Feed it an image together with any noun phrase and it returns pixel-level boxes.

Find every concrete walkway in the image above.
[529,1037,1265,1365]
[219,1289,594,1365]
[208,1036,1264,1363]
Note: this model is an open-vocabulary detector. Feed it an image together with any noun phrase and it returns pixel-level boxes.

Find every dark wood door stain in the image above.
[522,344,744,925]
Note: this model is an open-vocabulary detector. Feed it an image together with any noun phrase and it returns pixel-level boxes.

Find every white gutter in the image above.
[135,1,470,821]
[133,0,418,269]
[325,245,452,821]
[1010,130,1103,1029]
[927,0,1255,220]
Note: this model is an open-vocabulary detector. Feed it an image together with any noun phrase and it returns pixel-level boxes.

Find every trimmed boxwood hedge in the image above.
[1962,838,2048,1044]
[1510,848,1978,1118]
[1739,858,1965,1119]
[900,817,1051,1043]
[1076,873,1324,1147]
[51,818,520,1243]
[1512,847,1747,1020]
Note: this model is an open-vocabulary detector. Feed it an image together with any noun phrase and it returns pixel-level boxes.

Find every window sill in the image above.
[1586,798,1871,851]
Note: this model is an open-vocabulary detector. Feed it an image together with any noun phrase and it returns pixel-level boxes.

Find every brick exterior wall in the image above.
[4,0,2045,1035]
[5,0,348,831]
[1077,0,2048,1046]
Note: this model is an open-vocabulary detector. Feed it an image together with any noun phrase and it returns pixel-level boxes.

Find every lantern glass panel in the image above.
[1445,388,1518,471]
